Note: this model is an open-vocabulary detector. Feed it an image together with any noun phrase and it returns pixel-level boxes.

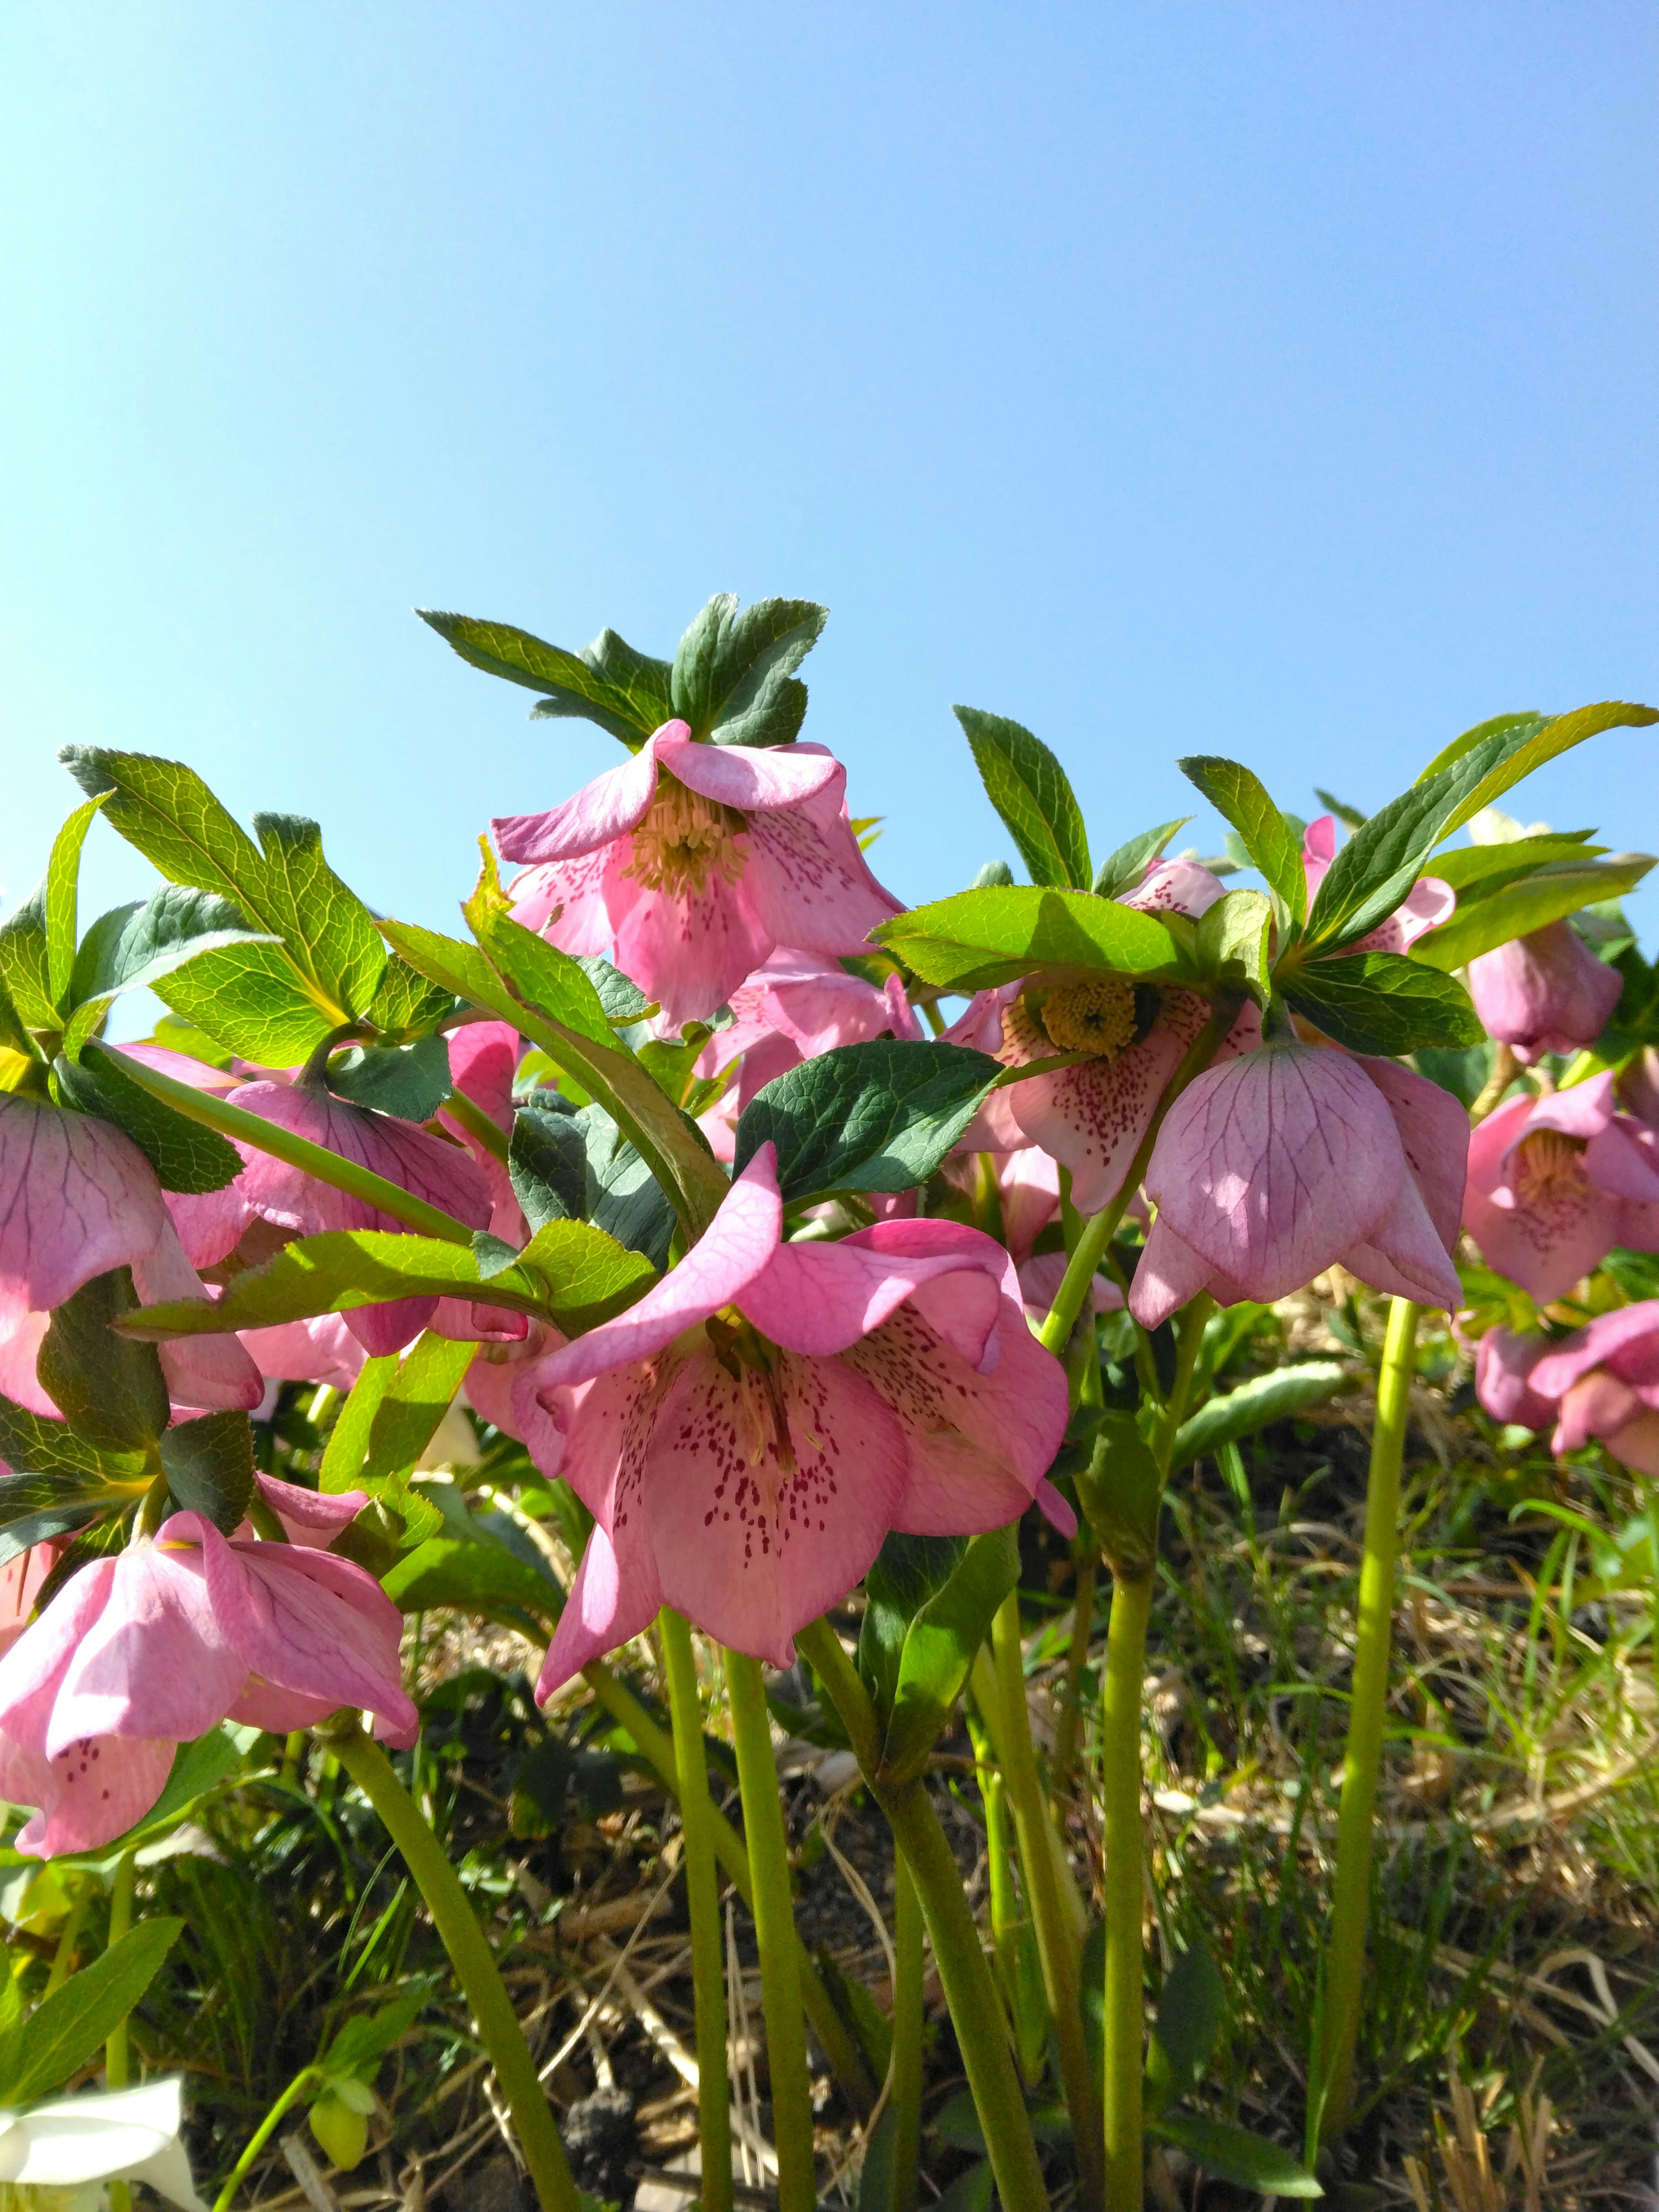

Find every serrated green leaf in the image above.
[0,1919,183,2105]
[1410,855,1656,973]
[1179,757,1306,927]
[1414,709,1551,785]
[364,953,460,1039]
[358,1332,476,1488]
[1171,1362,1349,1468]
[0,971,38,1060]
[1147,2112,1321,2194]
[734,1040,1003,1201]
[325,1033,454,1122]
[0,1503,102,1568]
[509,1103,589,1232]
[0,1465,140,1538]
[1282,951,1485,1054]
[876,1526,1021,1785]
[54,1043,242,1195]
[956,706,1090,891]
[1313,788,1368,830]
[873,885,1194,993]
[576,954,653,1024]
[1438,701,1658,832]
[0,1395,147,1484]
[1195,888,1272,1004]
[158,1411,256,1533]
[1093,818,1192,899]
[569,1105,677,1268]
[63,886,274,1061]
[151,939,343,1064]
[671,594,826,744]
[38,1270,170,1453]
[418,609,661,748]
[464,871,617,1052]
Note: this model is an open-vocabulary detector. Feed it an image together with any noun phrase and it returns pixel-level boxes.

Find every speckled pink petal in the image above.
[230,1081,491,1236]
[0,1093,166,1312]
[737,1229,995,1362]
[610,852,774,1030]
[1009,1020,1192,1214]
[738,793,905,959]
[5,1731,176,1858]
[506,849,616,953]
[493,730,669,864]
[50,1539,244,1752]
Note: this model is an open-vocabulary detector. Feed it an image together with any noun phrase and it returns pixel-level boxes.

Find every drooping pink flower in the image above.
[693,948,921,1114]
[496,723,903,1030]
[1462,1074,1659,1303]
[943,858,1230,1209]
[1131,1045,1467,1324]
[1466,922,1623,1064]
[0,1547,53,1661]
[1017,1248,1124,1327]
[1301,817,1455,953]
[510,1147,1069,1690]
[1526,1303,1659,1474]
[0,1499,415,1856]
[1471,1326,1557,1430]
[438,1020,526,1242]
[114,1044,251,1273]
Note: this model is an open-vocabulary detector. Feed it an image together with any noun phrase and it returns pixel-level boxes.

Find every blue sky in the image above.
[2,3,1654,989]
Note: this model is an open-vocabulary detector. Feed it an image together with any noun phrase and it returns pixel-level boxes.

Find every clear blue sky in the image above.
[3,3,1655,984]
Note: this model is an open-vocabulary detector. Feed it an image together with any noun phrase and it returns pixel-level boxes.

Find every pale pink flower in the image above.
[1471,1326,1556,1431]
[1301,817,1454,953]
[1017,1248,1123,1327]
[1462,1074,1659,1304]
[512,1147,1070,1689]
[0,1493,414,1856]
[438,1020,527,1242]
[1526,1303,1659,1475]
[1131,1045,1467,1324]
[242,1313,368,1392]
[1466,922,1623,1064]
[0,1547,53,1660]
[496,723,902,1030]
[693,948,921,1114]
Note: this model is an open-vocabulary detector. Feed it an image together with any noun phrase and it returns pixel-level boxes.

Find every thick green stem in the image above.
[890,1856,924,2212]
[581,1657,876,2113]
[212,2068,323,2212]
[43,1894,91,1999]
[443,1083,512,1163]
[992,1597,1104,2212]
[1098,1567,1153,2212]
[1050,1559,1097,1812]
[101,1047,478,1243]
[797,1620,1050,2212]
[658,1613,734,2212]
[1311,1296,1420,2146]
[726,1653,815,2212]
[106,1851,137,2212]
[327,1726,578,2212]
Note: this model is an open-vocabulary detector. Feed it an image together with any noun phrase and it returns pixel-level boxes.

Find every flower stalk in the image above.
[889,1855,925,2212]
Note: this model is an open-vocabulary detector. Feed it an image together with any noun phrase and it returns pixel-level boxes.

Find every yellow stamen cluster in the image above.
[1514,1128,1588,1207]
[622,774,747,898]
[1036,976,1142,1058]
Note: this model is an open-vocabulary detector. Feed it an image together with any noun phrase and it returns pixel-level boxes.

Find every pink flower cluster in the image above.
[1476,1305,1659,1478]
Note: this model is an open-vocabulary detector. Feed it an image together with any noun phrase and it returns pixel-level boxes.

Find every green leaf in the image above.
[671,595,827,745]
[509,1103,589,1232]
[1313,788,1368,830]
[54,1042,243,1194]
[59,749,386,1028]
[969,858,1015,888]
[1072,1411,1163,1576]
[1436,700,1659,833]
[417,610,664,749]
[1146,1940,1227,2114]
[45,795,108,1010]
[0,888,53,1031]
[38,1270,170,1452]
[1171,1362,1349,1468]
[876,1526,1021,1786]
[320,1354,397,1493]
[464,889,620,1054]
[1410,856,1656,973]
[873,884,1193,993]
[0,1503,102,1567]
[1414,709,1551,785]
[1413,1040,1494,1109]
[93,1723,251,1858]
[364,953,459,1040]
[0,1918,183,2105]
[119,1224,654,1340]
[569,1106,677,1268]
[1427,831,1604,893]
[381,1533,559,1632]
[1147,2112,1321,2195]
[1281,951,1484,1054]
[734,1040,1003,1201]
[321,1986,431,2079]
[149,941,340,1065]
[577,954,654,1025]
[1093,818,1192,899]
[1178,758,1306,928]
[325,1033,454,1122]
[0,1398,144,1484]
[64,884,277,1056]
[859,1534,965,1719]
[0,973,38,1060]
[955,706,1091,891]
[1195,889,1272,1005]
[358,1332,477,1488]
[159,1411,256,1533]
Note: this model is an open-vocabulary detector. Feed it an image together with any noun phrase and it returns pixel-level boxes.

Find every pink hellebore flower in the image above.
[523,1146,1071,1691]
[1529,1303,1659,1475]
[1462,1074,1659,1305]
[495,723,903,1030]
[438,1020,527,1243]
[1466,922,1623,1065]
[1131,1045,1468,1325]
[944,858,1231,1210]
[1471,1327,1557,1431]
[1301,817,1455,953]
[0,1546,53,1661]
[0,1477,415,1856]
[693,948,921,1115]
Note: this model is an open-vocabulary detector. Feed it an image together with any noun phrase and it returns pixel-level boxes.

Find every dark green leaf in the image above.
[576,954,654,1025]
[876,1526,1021,1785]
[1410,855,1656,973]
[1178,757,1306,927]
[325,1033,454,1122]
[859,1533,966,1719]
[670,595,827,744]
[418,610,662,749]
[1146,1941,1227,2113]
[1073,1411,1162,1576]
[0,1919,183,2105]
[38,1270,169,1452]
[0,1503,102,1567]
[931,2164,993,2212]
[54,1042,242,1194]
[1281,952,1484,1054]
[1414,709,1551,785]
[873,885,1194,993]
[159,1411,256,1533]
[955,706,1091,891]
[1414,1040,1495,1109]
[1313,788,1368,830]
[1195,889,1272,1004]
[1093,818,1192,899]
[573,1106,677,1268]
[734,1040,1003,1201]
[381,1533,559,1631]
[510,1103,589,1232]
[1147,2113,1322,2195]
[364,953,459,1039]
[1171,1363,1349,1469]
[0,971,37,1059]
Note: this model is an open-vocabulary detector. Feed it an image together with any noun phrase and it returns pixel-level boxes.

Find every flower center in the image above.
[1035,977,1156,1058]
[623,772,747,898]
[1513,1129,1589,1210]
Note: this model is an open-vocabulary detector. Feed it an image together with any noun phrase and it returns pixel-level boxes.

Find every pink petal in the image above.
[1474,1328,1556,1429]
[1121,858,1227,920]
[230,1081,492,1236]
[1463,1100,1619,1305]
[344,1296,440,1358]
[0,1093,166,1312]
[1468,923,1624,1063]
[165,1181,255,1271]
[1145,1045,1403,1301]
[841,1217,1019,1370]
[242,1314,366,1389]
[648,1348,907,1668]
[531,1148,784,1392]
[1009,1018,1193,1214]
[0,1546,52,1661]
[1341,1174,1463,1309]
[1510,1072,1617,1150]
[0,1560,118,1750]
[737,796,905,958]
[506,850,616,953]
[1356,876,1456,954]
[536,1519,662,1698]
[254,1472,369,1548]
[443,1022,521,1136]
[432,1298,531,1344]
[1584,1122,1659,1203]
[230,1681,342,1732]
[609,852,775,1031]
[1128,1217,1252,1329]
[5,1731,176,1858]
[656,733,843,811]
[1530,1302,1659,1402]
[733,1030,802,1114]
[131,1222,264,1413]
[995,1147,1062,1265]
[1552,1369,1643,1453]
[493,730,670,864]
[1017,1249,1122,1322]
[51,1539,245,1751]
[1303,816,1338,880]
[1601,1409,1659,1477]
[1357,1057,1468,1258]
[115,1042,240,1094]
[737,1230,997,1362]
[1035,1479,1079,1538]
[546,1359,682,1523]
[0,1299,53,1416]
[204,1522,416,1736]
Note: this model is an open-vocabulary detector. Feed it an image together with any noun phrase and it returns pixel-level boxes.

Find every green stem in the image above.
[658,1613,734,2212]
[212,2068,323,2212]
[797,1620,1050,2212]
[1050,1559,1097,1813]
[106,1850,137,2212]
[726,1652,815,2212]
[100,1046,479,1243]
[992,1596,1104,2212]
[1098,1567,1154,2212]
[327,1726,579,2212]
[445,1083,512,1163]
[581,1657,876,2113]
[1310,1295,1420,2147]
[890,1856,924,2212]
[43,1895,91,1999]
